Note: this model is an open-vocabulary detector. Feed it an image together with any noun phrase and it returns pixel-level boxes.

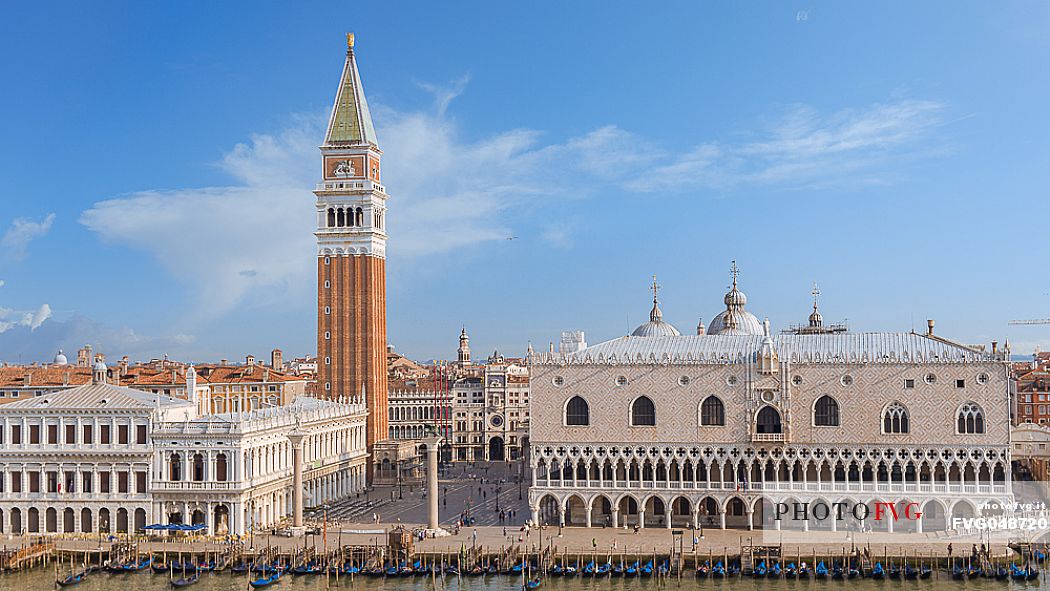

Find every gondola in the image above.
[152,563,170,574]
[798,563,810,578]
[444,564,459,576]
[711,561,726,578]
[831,564,844,580]
[753,561,767,578]
[903,565,918,580]
[596,562,611,576]
[784,563,797,578]
[870,562,884,580]
[815,561,828,579]
[290,562,324,575]
[967,565,982,578]
[230,562,250,574]
[847,565,860,579]
[639,560,653,578]
[467,565,485,577]
[920,566,933,579]
[249,571,283,589]
[695,561,709,578]
[952,565,966,580]
[612,562,625,577]
[118,557,152,572]
[625,561,639,577]
[56,572,88,587]
[582,561,596,576]
[170,571,200,588]
[770,562,781,578]
[888,564,901,580]
[526,578,543,589]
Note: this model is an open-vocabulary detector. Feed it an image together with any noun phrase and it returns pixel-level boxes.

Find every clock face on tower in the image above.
[491,415,504,428]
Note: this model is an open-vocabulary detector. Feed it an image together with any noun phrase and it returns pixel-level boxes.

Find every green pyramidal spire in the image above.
[324,33,379,147]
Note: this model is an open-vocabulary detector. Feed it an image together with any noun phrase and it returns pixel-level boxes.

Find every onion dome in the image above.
[631,276,681,337]
[707,261,764,336]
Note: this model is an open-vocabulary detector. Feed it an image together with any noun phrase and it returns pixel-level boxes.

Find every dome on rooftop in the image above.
[53,350,68,366]
[630,276,681,337]
[707,261,764,336]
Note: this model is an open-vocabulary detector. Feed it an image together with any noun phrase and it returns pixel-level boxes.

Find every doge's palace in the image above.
[528,267,1011,533]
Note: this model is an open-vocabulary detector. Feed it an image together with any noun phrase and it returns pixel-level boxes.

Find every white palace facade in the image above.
[0,362,369,537]
[528,269,1012,534]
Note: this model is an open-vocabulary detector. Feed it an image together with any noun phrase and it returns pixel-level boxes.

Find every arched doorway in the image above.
[81,508,92,533]
[98,508,111,533]
[488,436,505,461]
[28,507,40,533]
[134,508,146,532]
[63,508,75,533]
[45,507,58,533]
[192,508,206,527]
[11,508,22,533]
[538,494,560,526]
[116,508,128,533]
[214,505,230,534]
[757,406,783,433]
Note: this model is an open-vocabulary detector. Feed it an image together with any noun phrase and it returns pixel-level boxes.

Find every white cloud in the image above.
[0,303,52,333]
[1,213,56,261]
[78,84,946,324]
[628,99,945,192]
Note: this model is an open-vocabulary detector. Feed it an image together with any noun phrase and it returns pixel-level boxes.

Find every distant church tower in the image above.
[458,327,471,364]
[315,33,389,463]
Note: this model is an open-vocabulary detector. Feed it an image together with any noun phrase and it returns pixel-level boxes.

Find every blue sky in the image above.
[1,2,1048,364]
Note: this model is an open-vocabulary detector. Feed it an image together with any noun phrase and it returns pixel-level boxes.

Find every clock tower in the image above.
[315,33,389,469]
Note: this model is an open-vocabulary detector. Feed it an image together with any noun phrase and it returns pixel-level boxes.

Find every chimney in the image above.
[246,355,256,367]
[220,359,228,366]
[119,356,129,376]
[926,319,935,336]
[62,370,70,386]
[23,373,32,387]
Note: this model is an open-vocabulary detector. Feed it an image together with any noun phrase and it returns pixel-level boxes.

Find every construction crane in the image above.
[1009,319,1050,325]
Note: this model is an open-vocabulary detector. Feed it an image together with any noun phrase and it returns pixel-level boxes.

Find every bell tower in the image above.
[315,33,389,467]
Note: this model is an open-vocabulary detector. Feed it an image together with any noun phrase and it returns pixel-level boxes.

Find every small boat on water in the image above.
[290,562,324,575]
[847,565,860,579]
[525,578,542,589]
[784,562,797,578]
[870,562,884,580]
[56,572,88,587]
[625,561,639,577]
[798,563,810,578]
[752,560,767,577]
[152,563,170,574]
[640,560,654,578]
[770,562,781,578]
[170,572,200,588]
[118,557,152,572]
[952,565,966,580]
[815,562,828,579]
[695,561,709,578]
[249,571,283,589]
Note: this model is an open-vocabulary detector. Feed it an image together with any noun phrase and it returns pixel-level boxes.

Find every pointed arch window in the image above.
[631,396,656,426]
[756,406,782,433]
[565,396,589,426]
[957,402,984,434]
[883,402,909,434]
[814,395,840,426]
[699,396,725,426]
